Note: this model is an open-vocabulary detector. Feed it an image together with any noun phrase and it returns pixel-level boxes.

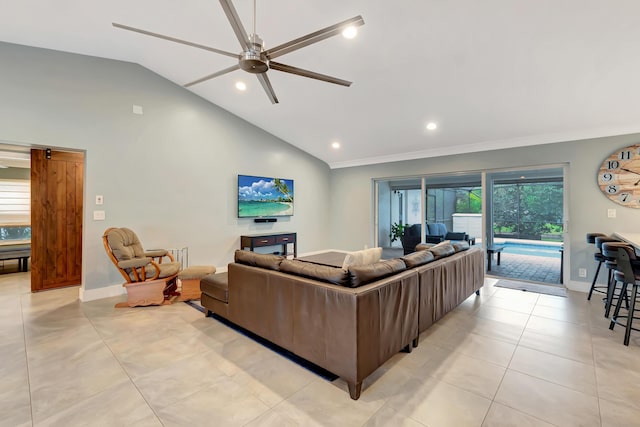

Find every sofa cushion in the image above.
[429,242,455,259]
[200,272,229,303]
[415,243,434,252]
[280,259,350,286]
[451,241,470,252]
[401,250,435,269]
[341,247,383,270]
[234,250,283,270]
[348,258,407,288]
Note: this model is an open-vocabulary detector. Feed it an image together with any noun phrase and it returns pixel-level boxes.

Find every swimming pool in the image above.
[500,241,562,259]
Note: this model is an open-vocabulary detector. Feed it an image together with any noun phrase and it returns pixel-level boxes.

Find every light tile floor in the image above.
[2,271,640,427]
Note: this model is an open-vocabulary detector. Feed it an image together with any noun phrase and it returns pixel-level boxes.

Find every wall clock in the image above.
[598,143,640,208]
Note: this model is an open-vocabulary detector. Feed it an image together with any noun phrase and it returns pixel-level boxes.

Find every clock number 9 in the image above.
[607,160,620,169]
[601,172,614,182]
[619,151,632,160]
[607,184,619,194]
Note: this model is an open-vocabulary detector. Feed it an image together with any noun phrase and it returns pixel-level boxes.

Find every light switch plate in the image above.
[607,208,616,218]
[96,195,103,205]
[93,210,105,221]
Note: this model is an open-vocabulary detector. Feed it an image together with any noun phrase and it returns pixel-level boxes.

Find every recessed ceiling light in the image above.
[426,122,437,130]
[235,81,247,91]
[332,141,341,149]
[342,26,358,39]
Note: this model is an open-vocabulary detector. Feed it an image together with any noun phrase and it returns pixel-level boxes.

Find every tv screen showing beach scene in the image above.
[238,175,294,218]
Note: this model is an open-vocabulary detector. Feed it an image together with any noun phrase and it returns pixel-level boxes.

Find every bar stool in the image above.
[587,234,618,301]
[608,244,640,346]
[600,241,631,318]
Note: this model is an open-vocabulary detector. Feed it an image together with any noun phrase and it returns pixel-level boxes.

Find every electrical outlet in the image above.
[578,268,587,278]
[607,208,616,218]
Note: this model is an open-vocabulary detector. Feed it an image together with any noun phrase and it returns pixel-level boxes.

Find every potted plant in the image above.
[389,222,406,245]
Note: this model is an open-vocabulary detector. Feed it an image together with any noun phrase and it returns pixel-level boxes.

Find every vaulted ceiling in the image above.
[2,1,640,168]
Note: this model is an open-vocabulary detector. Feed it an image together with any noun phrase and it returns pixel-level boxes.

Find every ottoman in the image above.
[177,265,216,301]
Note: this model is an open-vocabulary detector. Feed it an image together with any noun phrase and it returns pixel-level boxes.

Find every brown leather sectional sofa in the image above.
[200,242,484,400]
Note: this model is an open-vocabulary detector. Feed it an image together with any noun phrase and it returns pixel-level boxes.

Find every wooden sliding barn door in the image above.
[30,149,84,292]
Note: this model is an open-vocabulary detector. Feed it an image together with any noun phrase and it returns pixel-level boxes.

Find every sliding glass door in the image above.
[485,166,566,285]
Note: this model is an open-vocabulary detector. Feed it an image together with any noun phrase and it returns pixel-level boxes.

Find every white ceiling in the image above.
[2,0,640,168]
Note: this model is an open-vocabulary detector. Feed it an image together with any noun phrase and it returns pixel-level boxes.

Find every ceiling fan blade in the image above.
[256,73,279,104]
[112,23,238,58]
[219,0,250,50]
[270,62,352,87]
[266,15,364,60]
[183,64,240,88]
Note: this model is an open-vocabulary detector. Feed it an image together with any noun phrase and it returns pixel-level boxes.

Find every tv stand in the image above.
[240,232,297,258]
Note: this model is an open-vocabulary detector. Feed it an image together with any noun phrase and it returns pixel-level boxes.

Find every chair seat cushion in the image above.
[154,261,181,279]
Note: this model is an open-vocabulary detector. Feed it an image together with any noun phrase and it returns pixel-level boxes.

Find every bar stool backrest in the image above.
[595,236,620,251]
[602,242,633,264]
[616,245,638,285]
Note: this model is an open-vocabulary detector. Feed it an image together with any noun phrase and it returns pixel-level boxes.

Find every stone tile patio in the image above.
[383,247,562,285]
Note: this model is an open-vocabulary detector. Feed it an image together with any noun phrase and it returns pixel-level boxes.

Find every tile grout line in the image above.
[83,307,167,426]
[19,291,35,427]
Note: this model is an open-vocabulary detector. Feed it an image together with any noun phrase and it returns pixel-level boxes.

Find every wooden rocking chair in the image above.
[103,227,181,307]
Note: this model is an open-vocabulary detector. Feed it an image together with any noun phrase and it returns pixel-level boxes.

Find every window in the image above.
[0,179,31,241]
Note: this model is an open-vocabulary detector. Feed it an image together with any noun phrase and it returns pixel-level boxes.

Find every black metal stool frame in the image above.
[608,246,640,346]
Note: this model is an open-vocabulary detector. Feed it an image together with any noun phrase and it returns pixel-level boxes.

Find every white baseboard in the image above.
[78,265,227,302]
[79,283,125,302]
[565,279,589,293]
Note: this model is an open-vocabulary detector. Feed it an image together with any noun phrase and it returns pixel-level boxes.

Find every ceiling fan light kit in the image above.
[113,0,364,104]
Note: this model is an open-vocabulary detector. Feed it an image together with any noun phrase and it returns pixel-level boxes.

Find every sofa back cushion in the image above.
[401,250,435,268]
[234,250,283,270]
[451,241,470,252]
[280,259,350,286]
[429,242,455,259]
[348,258,407,288]
[341,247,383,270]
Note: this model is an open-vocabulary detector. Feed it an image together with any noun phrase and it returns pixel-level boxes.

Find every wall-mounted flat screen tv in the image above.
[238,174,294,218]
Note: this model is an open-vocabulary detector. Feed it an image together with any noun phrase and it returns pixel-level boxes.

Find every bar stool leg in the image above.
[605,275,617,318]
[623,284,638,346]
[610,282,628,330]
[587,261,603,301]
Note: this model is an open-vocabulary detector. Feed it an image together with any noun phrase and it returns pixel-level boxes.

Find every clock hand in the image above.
[621,167,640,176]
[635,178,640,186]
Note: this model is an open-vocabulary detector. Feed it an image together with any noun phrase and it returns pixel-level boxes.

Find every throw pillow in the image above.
[341,247,383,270]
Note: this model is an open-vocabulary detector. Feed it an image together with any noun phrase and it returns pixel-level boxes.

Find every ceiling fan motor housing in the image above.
[240,34,269,73]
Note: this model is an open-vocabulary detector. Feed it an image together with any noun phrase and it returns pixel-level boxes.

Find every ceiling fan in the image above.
[113,0,364,104]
